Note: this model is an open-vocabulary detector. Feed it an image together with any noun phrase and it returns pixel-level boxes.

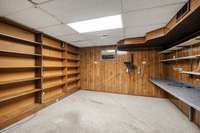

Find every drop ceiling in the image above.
[0,0,188,47]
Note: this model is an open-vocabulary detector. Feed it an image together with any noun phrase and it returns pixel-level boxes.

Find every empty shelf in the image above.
[43,55,66,60]
[181,71,200,76]
[0,77,41,85]
[0,89,41,103]
[0,50,41,57]
[0,33,41,46]
[43,44,65,51]
[160,55,200,62]
[44,74,66,79]
[0,66,41,69]
[43,82,65,90]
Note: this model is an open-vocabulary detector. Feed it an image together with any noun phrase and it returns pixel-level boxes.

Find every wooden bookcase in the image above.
[0,22,80,128]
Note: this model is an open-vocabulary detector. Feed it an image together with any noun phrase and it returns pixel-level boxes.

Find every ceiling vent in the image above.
[176,0,190,22]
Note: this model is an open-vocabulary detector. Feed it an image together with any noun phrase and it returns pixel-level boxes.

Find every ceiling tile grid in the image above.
[0,0,188,47]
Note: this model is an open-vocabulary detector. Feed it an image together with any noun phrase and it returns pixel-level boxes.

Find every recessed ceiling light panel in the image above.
[67,15,123,33]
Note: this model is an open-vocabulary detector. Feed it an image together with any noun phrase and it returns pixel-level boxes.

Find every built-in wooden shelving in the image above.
[43,55,66,60]
[160,35,200,54]
[0,66,41,69]
[0,50,41,57]
[0,33,42,46]
[43,44,65,51]
[67,77,80,83]
[0,77,41,86]
[43,74,66,79]
[43,82,65,90]
[160,55,200,62]
[0,89,41,103]
[180,71,200,76]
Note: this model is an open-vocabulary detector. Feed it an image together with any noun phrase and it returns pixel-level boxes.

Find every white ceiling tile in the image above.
[38,24,77,36]
[6,7,60,28]
[73,41,94,47]
[123,3,185,28]
[122,0,187,12]
[124,24,165,38]
[56,34,88,43]
[39,0,121,23]
[0,0,32,16]
[83,29,124,41]
[93,36,121,46]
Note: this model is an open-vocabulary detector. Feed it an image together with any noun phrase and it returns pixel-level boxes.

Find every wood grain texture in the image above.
[80,47,166,98]
[162,43,200,127]
[0,22,80,129]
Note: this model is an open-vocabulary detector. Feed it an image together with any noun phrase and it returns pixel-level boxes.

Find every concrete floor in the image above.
[2,90,199,133]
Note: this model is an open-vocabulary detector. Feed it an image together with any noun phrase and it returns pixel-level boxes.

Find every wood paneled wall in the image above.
[80,47,166,98]
[0,22,80,129]
[161,43,200,127]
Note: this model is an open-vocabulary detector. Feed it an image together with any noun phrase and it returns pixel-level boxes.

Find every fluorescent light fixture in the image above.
[67,15,123,33]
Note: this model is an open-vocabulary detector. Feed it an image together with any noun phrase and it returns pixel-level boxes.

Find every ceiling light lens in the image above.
[67,15,123,33]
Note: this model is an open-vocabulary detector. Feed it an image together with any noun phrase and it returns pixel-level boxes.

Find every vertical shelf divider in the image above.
[35,33,43,103]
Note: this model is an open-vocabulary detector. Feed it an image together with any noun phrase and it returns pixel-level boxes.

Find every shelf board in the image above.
[0,89,41,103]
[67,71,80,75]
[161,55,200,62]
[43,82,65,90]
[43,74,66,79]
[43,55,66,60]
[0,33,42,46]
[0,77,41,86]
[181,71,200,76]
[67,58,80,61]
[160,35,200,54]
[43,66,66,68]
[67,77,80,83]
[67,51,79,55]
[66,65,79,68]
[43,44,65,51]
[0,49,41,57]
[0,66,41,69]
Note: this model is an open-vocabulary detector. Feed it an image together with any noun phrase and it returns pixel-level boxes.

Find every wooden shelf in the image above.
[161,55,200,62]
[0,66,41,69]
[43,82,65,90]
[43,44,65,51]
[67,71,80,75]
[43,66,66,68]
[160,35,200,54]
[66,65,79,68]
[0,50,41,57]
[180,71,200,76]
[0,33,42,46]
[0,77,41,86]
[68,84,80,90]
[67,58,80,61]
[43,55,66,60]
[44,74,66,79]
[67,51,79,55]
[0,89,41,103]
[67,77,80,83]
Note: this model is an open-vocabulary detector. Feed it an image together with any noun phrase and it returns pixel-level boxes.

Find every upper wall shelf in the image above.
[160,35,200,54]
[160,55,200,62]
[0,33,42,46]
[0,49,41,57]
[0,66,41,69]
[180,71,200,76]
[43,44,65,51]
